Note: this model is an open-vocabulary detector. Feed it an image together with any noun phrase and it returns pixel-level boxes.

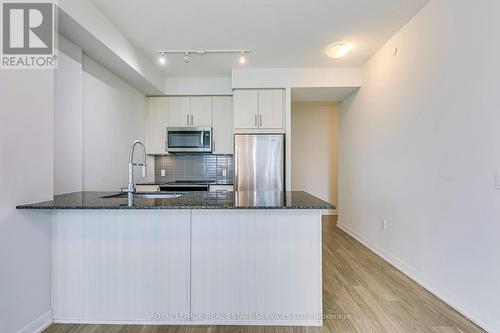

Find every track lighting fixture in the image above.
[158,53,166,65]
[158,49,251,65]
[238,51,246,64]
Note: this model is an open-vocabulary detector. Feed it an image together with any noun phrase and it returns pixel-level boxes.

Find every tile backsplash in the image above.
[154,154,233,183]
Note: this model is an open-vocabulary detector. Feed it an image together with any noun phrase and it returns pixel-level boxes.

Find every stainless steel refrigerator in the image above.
[234,134,285,191]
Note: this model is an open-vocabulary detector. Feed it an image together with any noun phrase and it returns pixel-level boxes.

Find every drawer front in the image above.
[209,185,234,192]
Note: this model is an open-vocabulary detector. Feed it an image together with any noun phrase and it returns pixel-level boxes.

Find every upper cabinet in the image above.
[190,96,213,127]
[258,90,284,130]
[233,90,259,130]
[169,96,213,128]
[233,89,285,132]
[168,97,191,127]
[212,96,233,154]
[147,97,169,155]
[147,95,231,155]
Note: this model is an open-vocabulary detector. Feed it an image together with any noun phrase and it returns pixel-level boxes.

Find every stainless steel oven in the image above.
[167,127,212,153]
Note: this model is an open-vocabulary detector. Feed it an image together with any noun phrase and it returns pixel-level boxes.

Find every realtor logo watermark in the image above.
[1,0,57,69]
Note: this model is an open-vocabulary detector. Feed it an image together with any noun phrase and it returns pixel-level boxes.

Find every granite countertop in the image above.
[16,191,336,210]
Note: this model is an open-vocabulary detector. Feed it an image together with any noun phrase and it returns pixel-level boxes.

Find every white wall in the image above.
[0,71,53,333]
[232,68,363,200]
[339,0,500,331]
[82,55,151,191]
[164,77,232,95]
[59,0,164,94]
[54,35,83,195]
[54,37,151,193]
[292,102,338,209]
[232,68,363,89]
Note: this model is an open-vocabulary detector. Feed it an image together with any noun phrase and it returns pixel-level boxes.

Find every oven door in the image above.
[167,127,212,153]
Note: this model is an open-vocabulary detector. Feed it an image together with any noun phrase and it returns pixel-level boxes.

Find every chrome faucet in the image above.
[121,140,147,204]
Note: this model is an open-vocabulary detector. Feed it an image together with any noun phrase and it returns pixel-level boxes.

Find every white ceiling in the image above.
[90,0,429,77]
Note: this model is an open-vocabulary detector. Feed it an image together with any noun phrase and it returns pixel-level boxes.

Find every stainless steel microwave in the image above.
[166,127,212,153]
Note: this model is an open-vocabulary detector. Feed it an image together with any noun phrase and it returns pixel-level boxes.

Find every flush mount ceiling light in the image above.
[158,49,251,65]
[325,42,353,59]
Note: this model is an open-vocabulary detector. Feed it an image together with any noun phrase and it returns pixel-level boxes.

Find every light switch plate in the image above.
[161,169,166,177]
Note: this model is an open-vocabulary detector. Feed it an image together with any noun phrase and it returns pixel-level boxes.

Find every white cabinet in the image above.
[169,96,212,128]
[52,210,191,322]
[209,184,234,192]
[147,97,169,155]
[212,96,233,154]
[148,95,232,154]
[233,89,285,132]
[190,96,213,127]
[233,90,258,130]
[190,210,322,324]
[136,185,160,192]
[258,89,284,129]
[168,96,191,127]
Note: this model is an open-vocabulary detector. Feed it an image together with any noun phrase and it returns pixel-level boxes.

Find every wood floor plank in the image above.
[42,216,484,333]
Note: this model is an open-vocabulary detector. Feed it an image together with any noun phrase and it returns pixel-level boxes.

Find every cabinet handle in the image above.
[186,114,189,126]
[254,114,258,127]
[259,114,262,127]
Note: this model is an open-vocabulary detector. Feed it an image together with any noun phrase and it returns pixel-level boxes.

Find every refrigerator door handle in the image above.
[234,144,238,191]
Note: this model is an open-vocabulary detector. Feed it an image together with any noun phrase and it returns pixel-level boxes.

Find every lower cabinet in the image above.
[190,210,322,324]
[209,184,234,192]
[52,209,322,325]
[52,210,190,323]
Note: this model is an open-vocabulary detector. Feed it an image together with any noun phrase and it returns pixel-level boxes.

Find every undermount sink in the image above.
[102,193,183,199]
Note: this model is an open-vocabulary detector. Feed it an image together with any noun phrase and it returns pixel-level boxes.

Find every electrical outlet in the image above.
[222,169,227,177]
[161,169,166,177]
[381,219,388,231]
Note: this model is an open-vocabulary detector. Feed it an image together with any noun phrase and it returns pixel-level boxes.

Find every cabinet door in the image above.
[258,89,284,130]
[190,210,322,324]
[147,97,168,154]
[168,96,190,127]
[209,185,234,192]
[233,90,258,130]
[212,96,233,154]
[52,210,191,322]
[191,96,213,127]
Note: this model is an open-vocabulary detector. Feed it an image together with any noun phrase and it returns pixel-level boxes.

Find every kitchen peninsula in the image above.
[17,191,334,326]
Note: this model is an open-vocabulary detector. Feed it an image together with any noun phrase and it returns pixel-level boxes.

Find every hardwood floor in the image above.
[43,216,484,333]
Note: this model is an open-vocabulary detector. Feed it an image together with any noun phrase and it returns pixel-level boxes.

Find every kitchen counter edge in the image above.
[16,191,336,210]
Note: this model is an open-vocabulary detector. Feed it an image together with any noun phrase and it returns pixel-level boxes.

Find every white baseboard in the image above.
[54,319,321,326]
[17,310,53,333]
[337,223,495,333]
